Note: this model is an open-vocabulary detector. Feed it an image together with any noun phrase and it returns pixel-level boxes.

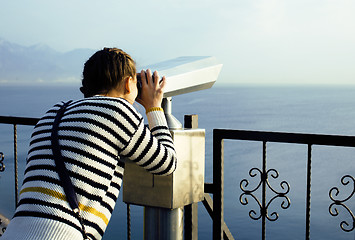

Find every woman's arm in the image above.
[120,109,176,176]
[121,69,177,175]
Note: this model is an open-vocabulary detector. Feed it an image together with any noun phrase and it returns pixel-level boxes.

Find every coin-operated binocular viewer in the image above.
[123,56,222,240]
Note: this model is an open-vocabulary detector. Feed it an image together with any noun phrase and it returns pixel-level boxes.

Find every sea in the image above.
[0,84,355,240]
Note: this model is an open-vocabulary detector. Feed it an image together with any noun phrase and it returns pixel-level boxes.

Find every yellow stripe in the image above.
[146,107,164,114]
[20,187,109,225]
[20,187,67,201]
[79,203,109,225]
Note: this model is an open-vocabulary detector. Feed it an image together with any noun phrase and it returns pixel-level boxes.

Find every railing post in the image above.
[262,141,267,240]
[184,204,198,240]
[13,124,19,207]
[127,203,131,240]
[213,130,224,240]
[306,144,312,240]
[184,115,199,240]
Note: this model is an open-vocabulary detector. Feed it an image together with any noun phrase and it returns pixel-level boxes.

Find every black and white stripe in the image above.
[11,96,177,240]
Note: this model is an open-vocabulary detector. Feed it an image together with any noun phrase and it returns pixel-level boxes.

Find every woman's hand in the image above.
[136,69,166,111]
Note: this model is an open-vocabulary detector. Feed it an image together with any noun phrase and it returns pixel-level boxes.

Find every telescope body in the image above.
[138,56,223,97]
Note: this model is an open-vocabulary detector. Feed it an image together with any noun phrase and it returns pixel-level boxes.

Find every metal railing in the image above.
[0,116,39,206]
[1,116,354,239]
[210,129,355,240]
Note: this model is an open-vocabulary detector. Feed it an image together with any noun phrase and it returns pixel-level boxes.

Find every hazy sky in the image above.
[1,0,355,85]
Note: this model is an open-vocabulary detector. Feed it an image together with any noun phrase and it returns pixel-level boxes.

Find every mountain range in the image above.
[0,38,95,84]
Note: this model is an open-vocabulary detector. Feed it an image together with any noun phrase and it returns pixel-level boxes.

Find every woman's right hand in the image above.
[136,69,166,111]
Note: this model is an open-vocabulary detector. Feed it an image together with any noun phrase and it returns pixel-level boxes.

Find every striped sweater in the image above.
[2,96,177,240]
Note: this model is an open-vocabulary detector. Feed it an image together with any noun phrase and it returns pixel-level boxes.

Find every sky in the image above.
[1,0,355,85]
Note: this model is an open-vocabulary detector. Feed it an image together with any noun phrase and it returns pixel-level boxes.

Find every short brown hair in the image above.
[81,48,136,97]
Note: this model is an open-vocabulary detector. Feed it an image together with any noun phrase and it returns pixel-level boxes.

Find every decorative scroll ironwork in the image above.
[0,213,8,237]
[0,152,4,172]
[0,221,6,237]
[329,175,355,232]
[240,167,291,222]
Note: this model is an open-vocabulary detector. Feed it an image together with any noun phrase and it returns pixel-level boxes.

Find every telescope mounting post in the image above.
[162,97,182,129]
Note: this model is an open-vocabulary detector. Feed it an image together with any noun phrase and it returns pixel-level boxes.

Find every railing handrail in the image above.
[0,116,39,126]
[214,128,355,147]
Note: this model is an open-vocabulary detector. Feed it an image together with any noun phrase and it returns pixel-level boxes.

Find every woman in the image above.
[2,48,177,240]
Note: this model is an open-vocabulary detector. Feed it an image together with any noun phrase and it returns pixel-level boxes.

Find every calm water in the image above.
[1,84,355,239]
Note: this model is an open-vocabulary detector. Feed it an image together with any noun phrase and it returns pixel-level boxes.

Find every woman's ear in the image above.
[124,76,132,94]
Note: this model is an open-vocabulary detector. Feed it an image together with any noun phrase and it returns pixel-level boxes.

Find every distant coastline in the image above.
[0,37,94,84]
